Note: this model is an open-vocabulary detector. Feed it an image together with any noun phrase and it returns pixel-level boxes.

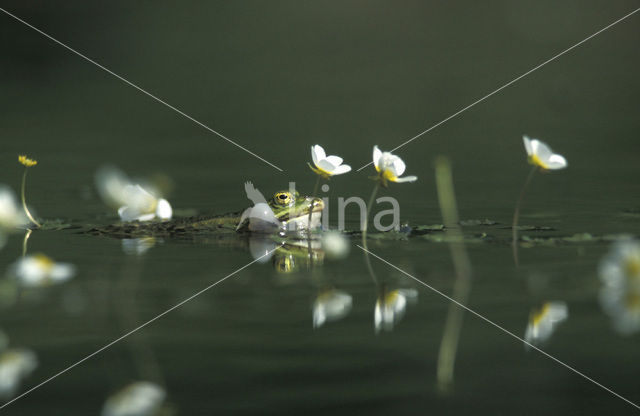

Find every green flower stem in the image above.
[307,175,321,234]
[434,156,472,393]
[22,229,32,257]
[512,165,537,266]
[362,181,380,285]
[20,168,41,228]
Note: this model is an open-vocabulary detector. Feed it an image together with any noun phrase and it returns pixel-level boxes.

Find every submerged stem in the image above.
[20,168,41,228]
[362,182,380,285]
[512,165,537,266]
[22,229,32,257]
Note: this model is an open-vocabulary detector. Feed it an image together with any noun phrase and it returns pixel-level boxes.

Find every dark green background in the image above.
[0,2,639,415]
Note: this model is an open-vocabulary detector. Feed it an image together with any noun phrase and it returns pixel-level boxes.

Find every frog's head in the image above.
[269,190,324,231]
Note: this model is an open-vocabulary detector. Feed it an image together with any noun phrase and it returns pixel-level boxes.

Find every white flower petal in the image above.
[530,139,553,163]
[317,159,336,173]
[394,175,417,183]
[325,155,344,167]
[546,154,568,170]
[391,156,406,176]
[311,145,326,167]
[49,263,76,282]
[155,199,172,220]
[522,135,533,156]
[331,164,351,175]
[373,146,382,171]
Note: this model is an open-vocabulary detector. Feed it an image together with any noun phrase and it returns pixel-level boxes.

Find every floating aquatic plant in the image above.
[374,287,418,333]
[7,253,76,287]
[101,381,166,416]
[17,155,41,228]
[362,146,417,282]
[523,301,568,347]
[307,144,351,231]
[95,166,172,222]
[512,136,567,265]
[0,185,28,250]
[312,288,353,328]
[599,238,640,335]
[0,348,38,400]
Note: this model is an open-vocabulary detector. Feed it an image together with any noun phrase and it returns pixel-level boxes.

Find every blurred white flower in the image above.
[8,254,76,287]
[308,145,351,179]
[321,231,350,260]
[599,239,640,335]
[374,288,418,333]
[121,237,158,256]
[0,186,28,249]
[0,186,27,230]
[522,135,567,171]
[313,289,353,328]
[523,301,568,347]
[96,166,172,222]
[102,381,166,416]
[0,348,38,400]
[372,146,417,186]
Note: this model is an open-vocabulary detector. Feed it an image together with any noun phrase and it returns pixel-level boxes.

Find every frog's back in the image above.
[85,211,244,239]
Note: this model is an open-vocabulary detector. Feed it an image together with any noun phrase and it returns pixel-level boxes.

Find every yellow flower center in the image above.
[33,253,54,271]
[308,163,332,179]
[531,303,551,327]
[18,155,38,167]
[624,256,640,279]
[527,154,548,170]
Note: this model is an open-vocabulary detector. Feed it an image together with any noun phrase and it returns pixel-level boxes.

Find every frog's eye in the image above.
[274,191,293,206]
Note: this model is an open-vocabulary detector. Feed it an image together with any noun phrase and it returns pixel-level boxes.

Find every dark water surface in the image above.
[1,2,639,415]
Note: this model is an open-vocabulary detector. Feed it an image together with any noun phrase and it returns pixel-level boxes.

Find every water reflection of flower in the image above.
[102,381,166,416]
[0,348,38,400]
[121,237,158,256]
[599,239,640,335]
[313,289,353,328]
[374,288,418,333]
[7,254,76,287]
[523,302,568,347]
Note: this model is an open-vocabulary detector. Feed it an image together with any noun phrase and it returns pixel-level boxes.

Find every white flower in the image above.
[522,135,567,170]
[321,231,350,260]
[102,381,166,416]
[599,239,640,335]
[96,167,172,222]
[0,186,27,230]
[523,301,568,347]
[309,145,351,178]
[374,288,418,333]
[0,348,38,400]
[372,146,417,186]
[313,289,353,328]
[8,254,76,287]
